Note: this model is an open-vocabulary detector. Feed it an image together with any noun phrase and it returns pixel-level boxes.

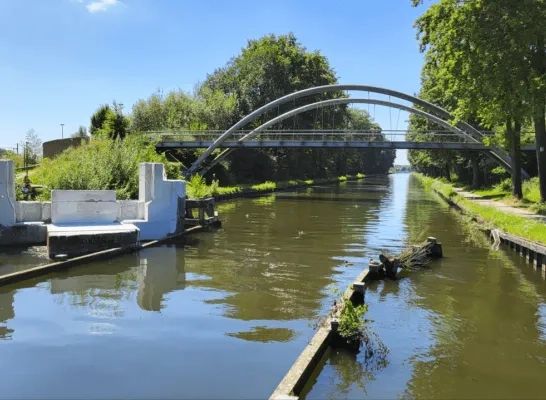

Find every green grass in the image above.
[250,181,276,191]
[464,177,546,215]
[187,173,366,200]
[415,174,546,245]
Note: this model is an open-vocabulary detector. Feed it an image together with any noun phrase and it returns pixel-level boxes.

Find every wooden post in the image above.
[330,319,339,333]
[352,282,365,294]
[529,250,535,264]
[536,253,544,269]
[198,206,205,224]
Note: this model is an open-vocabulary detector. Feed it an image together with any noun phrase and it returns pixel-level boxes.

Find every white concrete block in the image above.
[16,201,43,222]
[51,190,116,203]
[47,223,139,234]
[118,200,143,220]
[42,202,51,221]
[0,160,16,227]
[51,201,119,225]
[51,190,120,225]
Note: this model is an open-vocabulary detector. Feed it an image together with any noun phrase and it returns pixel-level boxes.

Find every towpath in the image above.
[453,188,546,224]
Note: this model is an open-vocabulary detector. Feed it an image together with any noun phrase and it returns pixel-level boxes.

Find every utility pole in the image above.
[60,123,65,139]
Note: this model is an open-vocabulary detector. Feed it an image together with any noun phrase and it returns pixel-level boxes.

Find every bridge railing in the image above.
[149,129,497,144]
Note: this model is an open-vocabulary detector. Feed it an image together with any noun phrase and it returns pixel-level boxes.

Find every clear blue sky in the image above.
[0,0,427,164]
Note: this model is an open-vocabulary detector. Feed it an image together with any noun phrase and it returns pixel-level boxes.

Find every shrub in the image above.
[29,135,181,200]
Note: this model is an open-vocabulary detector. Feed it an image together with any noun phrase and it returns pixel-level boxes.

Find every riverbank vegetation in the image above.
[408,1,546,204]
[415,174,546,244]
[186,173,365,200]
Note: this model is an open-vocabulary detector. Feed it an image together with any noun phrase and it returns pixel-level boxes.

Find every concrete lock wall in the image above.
[0,160,186,244]
[42,137,88,159]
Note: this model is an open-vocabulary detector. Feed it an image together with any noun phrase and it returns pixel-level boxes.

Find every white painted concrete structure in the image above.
[122,163,186,240]
[0,160,187,246]
[0,161,16,227]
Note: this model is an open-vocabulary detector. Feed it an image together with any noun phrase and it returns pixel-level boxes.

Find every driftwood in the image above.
[369,237,443,280]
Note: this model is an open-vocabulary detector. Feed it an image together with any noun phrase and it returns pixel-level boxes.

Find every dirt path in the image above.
[453,188,546,223]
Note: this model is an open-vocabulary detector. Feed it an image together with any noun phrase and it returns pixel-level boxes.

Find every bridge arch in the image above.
[196,98,495,176]
[186,84,517,177]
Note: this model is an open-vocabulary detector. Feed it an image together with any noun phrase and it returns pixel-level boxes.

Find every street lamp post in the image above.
[60,123,65,139]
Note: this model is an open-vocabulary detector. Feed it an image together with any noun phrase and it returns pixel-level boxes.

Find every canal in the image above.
[1,174,546,399]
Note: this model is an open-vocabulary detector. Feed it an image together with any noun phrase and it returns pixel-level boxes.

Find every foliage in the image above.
[71,125,89,138]
[198,33,394,181]
[250,181,276,191]
[411,0,546,199]
[0,149,24,169]
[90,104,111,136]
[90,102,130,140]
[187,174,212,199]
[185,173,365,199]
[333,288,370,343]
[29,135,180,200]
[19,129,42,165]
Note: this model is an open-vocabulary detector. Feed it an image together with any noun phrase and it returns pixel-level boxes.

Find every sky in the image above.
[0,0,427,165]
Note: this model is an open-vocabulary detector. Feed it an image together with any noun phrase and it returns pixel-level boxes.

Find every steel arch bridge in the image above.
[151,85,529,179]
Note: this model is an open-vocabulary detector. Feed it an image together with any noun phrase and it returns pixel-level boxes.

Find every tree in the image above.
[200,32,394,181]
[71,125,88,139]
[412,0,546,200]
[20,129,42,165]
[90,104,111,136]
[90,102,130,140]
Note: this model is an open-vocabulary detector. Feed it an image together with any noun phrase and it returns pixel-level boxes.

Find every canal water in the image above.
[1,174,546,399]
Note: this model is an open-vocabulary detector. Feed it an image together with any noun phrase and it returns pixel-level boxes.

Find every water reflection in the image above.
[0,245,187,340]
[226,326,299,343]
[136,246,186,312]
[0,291,14,340]
[304,175,546,400]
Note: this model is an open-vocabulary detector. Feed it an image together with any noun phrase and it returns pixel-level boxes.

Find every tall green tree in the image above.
[90,104,112,136]
[412,0,546,199]
[90,102,130,140]
[200,32,394,181]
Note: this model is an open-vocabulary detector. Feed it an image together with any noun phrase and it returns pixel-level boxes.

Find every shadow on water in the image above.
[0,246,49,275]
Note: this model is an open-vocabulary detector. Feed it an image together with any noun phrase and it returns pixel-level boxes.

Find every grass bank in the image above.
[414,174,546,245]
[187,173,366,201]
[453,177,546,215]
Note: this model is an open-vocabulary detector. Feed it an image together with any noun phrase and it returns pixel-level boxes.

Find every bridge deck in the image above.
[150,130,536,151]
[158,141,489,150]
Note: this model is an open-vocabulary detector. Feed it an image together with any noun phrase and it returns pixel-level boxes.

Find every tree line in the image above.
[88,33,395,184]
[407,0,546,199]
